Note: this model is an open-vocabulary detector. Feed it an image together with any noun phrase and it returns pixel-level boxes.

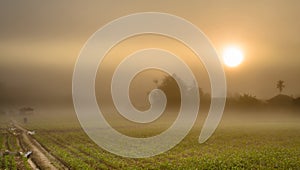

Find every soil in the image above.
[13,122,68,170]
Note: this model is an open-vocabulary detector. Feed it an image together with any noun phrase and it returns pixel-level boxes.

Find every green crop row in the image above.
[30,126,300,170]
[12,112,300,169]
[2,155,17,170]
[0,115,31,170]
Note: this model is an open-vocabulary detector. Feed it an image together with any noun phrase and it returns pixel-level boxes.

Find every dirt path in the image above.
[16,135,38,170]
[13,122,68,170]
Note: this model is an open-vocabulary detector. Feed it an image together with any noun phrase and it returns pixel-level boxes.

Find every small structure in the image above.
[19,151,33,158]
[27,131,36,135]
[24,151,33,158]
[8,127,16,131]
[19,107,34,115]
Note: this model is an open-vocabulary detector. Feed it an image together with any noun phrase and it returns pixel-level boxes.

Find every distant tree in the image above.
[19,107,34,115]
[155,74,205,106]
[276,80,285,94]
[239,93,260,105]
[156,74,182,105]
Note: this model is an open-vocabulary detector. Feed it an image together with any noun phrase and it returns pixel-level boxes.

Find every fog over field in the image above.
[1,1,300,169]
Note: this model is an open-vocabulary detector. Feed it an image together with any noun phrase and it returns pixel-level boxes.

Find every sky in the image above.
[0,0,300,106]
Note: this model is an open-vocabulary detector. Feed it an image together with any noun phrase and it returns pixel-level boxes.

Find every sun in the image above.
[222,46,244,67]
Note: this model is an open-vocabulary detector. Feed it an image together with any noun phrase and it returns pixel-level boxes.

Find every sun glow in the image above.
[222,46,244,67]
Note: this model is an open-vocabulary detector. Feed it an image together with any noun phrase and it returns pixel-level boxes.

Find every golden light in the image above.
[222,46,244,67]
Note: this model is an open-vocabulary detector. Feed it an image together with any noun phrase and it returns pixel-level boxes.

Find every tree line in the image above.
[155,75,300,111]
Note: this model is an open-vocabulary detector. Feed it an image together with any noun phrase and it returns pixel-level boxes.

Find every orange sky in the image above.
[0,0,299,105]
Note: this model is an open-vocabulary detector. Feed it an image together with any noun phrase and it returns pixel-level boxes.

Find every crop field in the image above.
[2,0,300,169]
[30,125,300,169]
[0,116,31,170]
[5,107,299,170]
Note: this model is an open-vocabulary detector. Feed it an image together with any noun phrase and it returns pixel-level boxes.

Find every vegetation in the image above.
[26,123,300,169]
[277,80,285,94]
[1,78,299,169]
[9,109,300,170]
[157,76,299,111]
[0,116,31,170]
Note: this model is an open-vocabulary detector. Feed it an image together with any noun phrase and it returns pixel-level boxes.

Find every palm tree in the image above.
[276,80,285,94]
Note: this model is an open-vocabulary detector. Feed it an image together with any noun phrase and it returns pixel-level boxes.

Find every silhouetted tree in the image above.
[156,74,182,105]
[276,80,285,93]
[239,93,260,105]
[155,74,205,106]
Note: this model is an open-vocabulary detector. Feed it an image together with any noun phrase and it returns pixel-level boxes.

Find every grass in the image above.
[5,108,300,169]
